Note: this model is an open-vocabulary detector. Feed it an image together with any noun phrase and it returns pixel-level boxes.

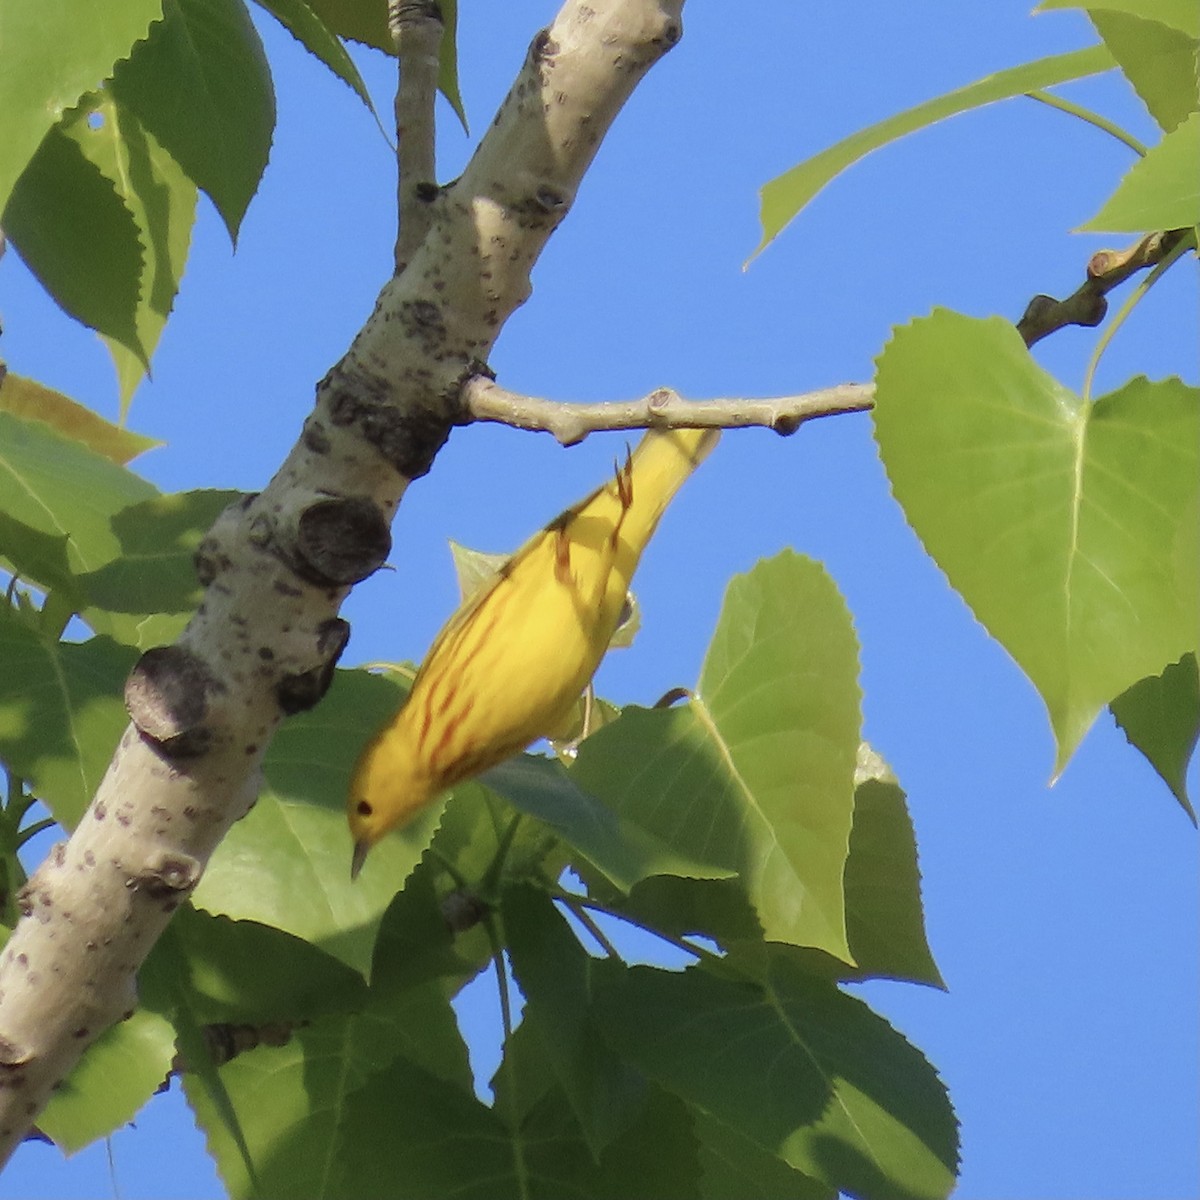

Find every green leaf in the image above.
[1083,110,1200,229]
[330,1048,510,1200]
[299,0,465,128]
[143,904,368,1026]
[251,0,376,111]
[753,45,1115,257]
[1089,10,1200,133]
[694,1111,834,1200]
[594,956,959,1200]
[0,607,136,828]
[503,884,647,1160]
[483,753,729,894]
[155,896,472,1199]
[110,0,275,241]
[364,858,480,1092]
[183,1017,345,1199]
[37,1008,176,1154]
[874,311,1200,772]
[1110,653,1199,820]
[3,122,146,361]
[574,551,861,963]
[589,747,942,990]
[0,371,160,465]
[1038,0,1200,39]
[0,0,161,211]
[59,89,199,409]
[192,669,444,976]
[0,409,157,573]
[843,746,944,988]
[333,1050,701,1200]
[430,778,571,904]
[76,490,239,641]
[300,0,389,50]
[0,515,80,612]
[436,0,466,131]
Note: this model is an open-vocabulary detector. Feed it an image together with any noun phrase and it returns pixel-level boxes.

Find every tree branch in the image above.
[463,377,875,444]
[0,0,688,1161]
[1016,228,1192,347]
[391,0,443,274]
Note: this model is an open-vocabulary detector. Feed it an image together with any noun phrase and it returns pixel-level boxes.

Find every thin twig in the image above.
[1016,229,1194,348]
[1082,232,1193,402]
[390,0,443,274]
[463,377,875,446]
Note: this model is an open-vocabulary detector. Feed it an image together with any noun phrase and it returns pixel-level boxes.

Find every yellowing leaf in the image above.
[0,371,159,465]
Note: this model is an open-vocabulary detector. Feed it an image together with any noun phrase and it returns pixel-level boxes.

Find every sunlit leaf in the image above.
[573,552,861,963]
[1089,9,1199,132]
[1038,0,1200,38]
[874,311,1199,773]
[1083,110,1200,229]
[38,1009,175,1154]
[0,372,160,465]
[59,89,199,409]
[0,410,157,572]
[0,0,161,211]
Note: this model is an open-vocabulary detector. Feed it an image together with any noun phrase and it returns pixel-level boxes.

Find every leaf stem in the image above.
[1024,89,1147,156]
[481,812,524,899]
[1082,229,1195,402]
[545,886,713,966]
[483,912,530,1198]
[558,895,625,962]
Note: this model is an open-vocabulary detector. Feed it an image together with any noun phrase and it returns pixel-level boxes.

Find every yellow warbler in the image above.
[347,426,719,876]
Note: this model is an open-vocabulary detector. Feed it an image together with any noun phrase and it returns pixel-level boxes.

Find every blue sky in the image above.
[2,2,1197,1197]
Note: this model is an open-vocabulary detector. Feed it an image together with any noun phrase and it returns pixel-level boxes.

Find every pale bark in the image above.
[465,378,875,444]
[0,0,687,1159]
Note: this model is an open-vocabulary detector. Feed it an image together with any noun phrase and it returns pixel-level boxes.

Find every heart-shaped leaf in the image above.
[874,310,1199,772]
[573,551,861,963]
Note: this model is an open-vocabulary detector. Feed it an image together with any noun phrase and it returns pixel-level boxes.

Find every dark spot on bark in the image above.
[294,497,391,587]
[302,417,331,455]
[277,619,351,715]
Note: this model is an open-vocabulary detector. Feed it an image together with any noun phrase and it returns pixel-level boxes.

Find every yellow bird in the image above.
[347,426,719,877]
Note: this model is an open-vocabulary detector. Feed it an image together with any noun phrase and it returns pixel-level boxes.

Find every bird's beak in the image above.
[350,838,370,881]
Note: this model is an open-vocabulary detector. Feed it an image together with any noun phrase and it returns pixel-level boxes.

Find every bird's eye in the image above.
[356,800,373,816]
